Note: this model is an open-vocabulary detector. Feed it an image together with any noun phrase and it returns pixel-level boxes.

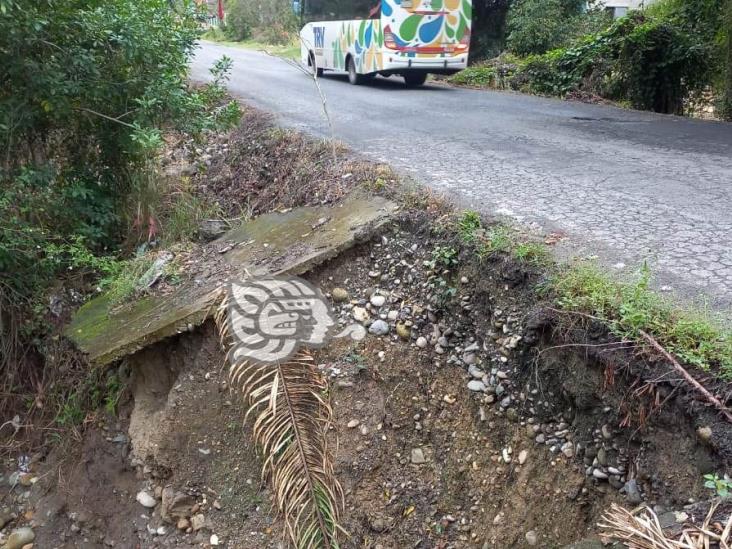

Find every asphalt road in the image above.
[191,41,732,313]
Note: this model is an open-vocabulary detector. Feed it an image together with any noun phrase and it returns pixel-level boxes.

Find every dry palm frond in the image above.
[599,502,732,549]
[216,295,344,549]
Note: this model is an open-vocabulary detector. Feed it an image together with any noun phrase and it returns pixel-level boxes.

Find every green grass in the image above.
[449,208,732,379]
[449,65,499,88]
[552,262,732,378]
[201,30,300,60]
[513,241,551,265]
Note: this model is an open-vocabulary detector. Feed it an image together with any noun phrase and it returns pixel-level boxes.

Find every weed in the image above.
[99,255,154,305]
[704,473,732,498]
[513,242,551,265]
[429,246,459,269]
[104,372,124,416]
[552,262,732,377]
[163,187,222,245]
[345,352,368,373]
[458,210,483,244]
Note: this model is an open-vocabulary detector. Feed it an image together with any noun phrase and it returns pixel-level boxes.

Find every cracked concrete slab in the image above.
[65,193,397,366]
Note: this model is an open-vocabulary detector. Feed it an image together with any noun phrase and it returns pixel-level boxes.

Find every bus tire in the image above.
[404,73,428,88]
[347,57,365,85]
[309,52,324,78]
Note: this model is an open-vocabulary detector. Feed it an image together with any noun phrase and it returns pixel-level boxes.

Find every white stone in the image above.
[136,491,157,508]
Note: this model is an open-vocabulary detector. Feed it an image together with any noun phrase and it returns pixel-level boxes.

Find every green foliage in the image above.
[506,0,608,56]
[0,0,240,387]
[458,210,482,244]
[619,18,709,113]
[704,473,732,498]
[224,0,297,44]
[553,262,732,377]
[430,246,459,269]
[504,12,712,113]
[513,242,550,265]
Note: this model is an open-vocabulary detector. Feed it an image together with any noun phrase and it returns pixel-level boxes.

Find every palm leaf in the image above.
[216,295,344,548]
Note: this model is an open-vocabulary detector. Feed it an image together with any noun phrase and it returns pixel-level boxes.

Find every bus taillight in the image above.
[384,26,397,50]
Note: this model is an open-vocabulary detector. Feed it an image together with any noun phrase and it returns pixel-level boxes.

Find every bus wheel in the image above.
[347,58,365,85]
[404,73,428,88]
[309,52,323,78]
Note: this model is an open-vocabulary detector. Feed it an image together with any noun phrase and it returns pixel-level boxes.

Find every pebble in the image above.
[396,324,410,340]
[697,426,712,443]
[592,469,609,480]
[411,448,427,464]
[347,419,360,429]
[468,364,485,379]
[561,442,574,458]
[4,527,35,549]
[368,320,390,336]
[191,513,206,531]
[601,424,613,440]
[353,307,369,323]
[136,490,157,508]
[370,294,386,307]
[416,337,428,348]
[535,434,545,444]
[177,518,190,530]
[624,479,643,504]
[525,530,538,546]
[210,534,220,545]
[331,288,349,302]
[502,448,511,463]
[467,380,487,392]
[518,450,528,465]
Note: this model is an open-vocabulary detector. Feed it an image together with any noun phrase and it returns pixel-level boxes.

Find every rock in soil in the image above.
[4,527,35,549]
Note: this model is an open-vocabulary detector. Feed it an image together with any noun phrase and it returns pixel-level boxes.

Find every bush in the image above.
[0,0,240,361]
[506,0,607,56]
[504,12,711,112]
[618,19,709,113]
[224,0,297,43]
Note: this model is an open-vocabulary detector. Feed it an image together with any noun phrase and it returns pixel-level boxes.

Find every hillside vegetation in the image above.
[0,0,240,438]
[458,0,732,118]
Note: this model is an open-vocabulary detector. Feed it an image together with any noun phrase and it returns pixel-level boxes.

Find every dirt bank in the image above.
[3,211,727,548]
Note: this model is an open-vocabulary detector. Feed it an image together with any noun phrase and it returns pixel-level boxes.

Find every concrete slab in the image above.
[65,193,397,365]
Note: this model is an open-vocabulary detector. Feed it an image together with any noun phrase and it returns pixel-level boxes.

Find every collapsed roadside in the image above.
[1,104,732,549]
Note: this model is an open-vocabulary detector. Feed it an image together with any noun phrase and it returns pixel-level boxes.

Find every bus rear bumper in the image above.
[380,53,469,74]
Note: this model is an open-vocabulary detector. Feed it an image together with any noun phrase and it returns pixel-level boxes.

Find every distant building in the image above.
[596,0,658,18]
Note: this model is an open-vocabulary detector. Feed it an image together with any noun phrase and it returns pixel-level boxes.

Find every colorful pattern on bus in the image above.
[332,20,385,72]
[383,0,471,48]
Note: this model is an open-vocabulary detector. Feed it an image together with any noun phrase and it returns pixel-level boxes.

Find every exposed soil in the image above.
[3,214,727,549]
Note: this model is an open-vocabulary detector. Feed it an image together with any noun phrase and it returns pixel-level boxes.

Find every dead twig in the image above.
[639,330,732,424]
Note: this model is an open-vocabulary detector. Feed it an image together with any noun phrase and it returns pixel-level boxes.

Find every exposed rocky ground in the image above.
[1,109,730,549]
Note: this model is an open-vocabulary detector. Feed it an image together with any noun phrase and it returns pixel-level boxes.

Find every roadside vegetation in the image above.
[447,210,732,380]
[0,0,240,448]
[202,0,300,56]
[456,0,732,119]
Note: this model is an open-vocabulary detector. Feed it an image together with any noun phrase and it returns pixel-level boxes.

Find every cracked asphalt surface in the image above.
[191,42,732,313]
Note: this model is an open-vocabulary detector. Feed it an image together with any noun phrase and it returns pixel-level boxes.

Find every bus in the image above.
[300,0,472,87]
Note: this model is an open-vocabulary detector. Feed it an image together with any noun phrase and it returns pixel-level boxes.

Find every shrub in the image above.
[0,0,240,365]
[224,0,297,43]
[618,19,709,113]
[507,0,608,56]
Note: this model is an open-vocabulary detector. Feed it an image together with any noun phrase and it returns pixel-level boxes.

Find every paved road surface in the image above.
[191,42,732,312]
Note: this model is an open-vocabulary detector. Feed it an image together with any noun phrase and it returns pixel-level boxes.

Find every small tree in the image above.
[506,0,598,56]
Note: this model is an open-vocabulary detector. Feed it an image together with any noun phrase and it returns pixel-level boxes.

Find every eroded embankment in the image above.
[3,107,731,549]
[16,211,730,549]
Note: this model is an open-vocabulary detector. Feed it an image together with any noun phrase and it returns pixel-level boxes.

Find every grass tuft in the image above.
[552,262,732,378]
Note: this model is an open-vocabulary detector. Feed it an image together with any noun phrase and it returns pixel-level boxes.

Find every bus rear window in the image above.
[303,0,380,22]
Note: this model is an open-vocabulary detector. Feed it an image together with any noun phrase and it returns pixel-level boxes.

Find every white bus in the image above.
[300,0,472,87]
